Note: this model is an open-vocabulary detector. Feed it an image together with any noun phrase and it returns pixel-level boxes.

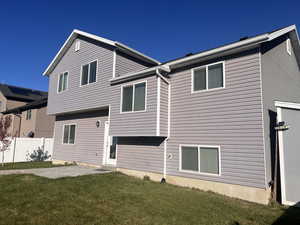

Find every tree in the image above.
[0,115,13,166]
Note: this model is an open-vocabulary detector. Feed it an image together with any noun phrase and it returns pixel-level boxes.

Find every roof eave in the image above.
[43,30,160,76]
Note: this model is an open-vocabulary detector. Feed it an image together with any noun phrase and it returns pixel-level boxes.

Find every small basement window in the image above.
[180,145,220,175]
[63,124,76,144]
[287,38,292,55]
[75,41,80,52]
[192,62,224,92]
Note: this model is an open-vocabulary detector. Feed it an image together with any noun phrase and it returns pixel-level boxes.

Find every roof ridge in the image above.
[0,83,48,93]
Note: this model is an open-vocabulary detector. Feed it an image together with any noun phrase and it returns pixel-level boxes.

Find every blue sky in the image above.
[0,0,299,91]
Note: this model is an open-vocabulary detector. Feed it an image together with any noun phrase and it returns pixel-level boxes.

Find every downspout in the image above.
[156,68,171,183]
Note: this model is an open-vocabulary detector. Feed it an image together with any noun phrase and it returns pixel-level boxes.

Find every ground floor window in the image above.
[63,124,76,144]
[180,145,220,175]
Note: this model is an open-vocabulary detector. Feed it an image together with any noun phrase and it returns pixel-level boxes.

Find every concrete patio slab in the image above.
[0,165,111,179]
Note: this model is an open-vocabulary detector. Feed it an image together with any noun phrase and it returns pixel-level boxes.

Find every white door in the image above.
[103,121,117,166]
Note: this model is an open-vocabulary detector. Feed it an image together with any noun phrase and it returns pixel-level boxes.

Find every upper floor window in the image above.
[58,72,68,93]
[63,124,76,144]
[121,81,146,113]
[287,38,292,56]
[192,62,224,92]
[81,60,97,86]
[0,101,2,112]
[26,109,32,120]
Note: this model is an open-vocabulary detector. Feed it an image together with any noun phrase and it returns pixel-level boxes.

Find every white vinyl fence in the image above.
[1,138,54,163]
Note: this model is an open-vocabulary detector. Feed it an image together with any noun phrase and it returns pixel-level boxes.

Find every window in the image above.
[121,82,146,112]
[192,62,224,92]
[26,110,32,120]
[81,60,97,86]
[0,101,2,112]
[63,124,76,144]
[287,38,292,55]
[180,145,220,175]
[75,40,80,52]
[58,72,68,93]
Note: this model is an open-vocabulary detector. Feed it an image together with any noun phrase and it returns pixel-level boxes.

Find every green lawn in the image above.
[0,161,64,170]
[0,173,299,225]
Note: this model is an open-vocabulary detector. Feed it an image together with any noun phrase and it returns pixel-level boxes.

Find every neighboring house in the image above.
[2,97,55,138]
[0,84,48,136]
[43,25,300,205]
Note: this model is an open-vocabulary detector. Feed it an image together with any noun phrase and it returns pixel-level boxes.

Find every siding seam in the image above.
[259,47,268,189]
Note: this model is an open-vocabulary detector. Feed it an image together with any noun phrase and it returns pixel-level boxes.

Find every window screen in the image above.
[208,64,223,89]
[200,147,219,174]
[89,61,97,83]
[181,146,199,171]
[193,68,206,91]
[134,82,146,111]
[81,64,89,85]
[122,86,133,112]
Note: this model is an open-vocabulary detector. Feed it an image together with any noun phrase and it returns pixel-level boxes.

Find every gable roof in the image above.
[111,25,300,84]
[43,29,160,76]
[2,97,48,115]
[0,83,48,102]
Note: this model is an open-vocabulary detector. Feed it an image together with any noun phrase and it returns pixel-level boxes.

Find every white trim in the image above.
[102,121,109,165]
[80,59,98,87]
[167,83,171,137]
[156,77,161,136]
[286,38,292,56]
[259,48,268,188]
[191,61,225,93]
[275,101,300,110]
[57,71,69,94]
[112,49,117,78]
[43,29,159,76]
[62,123,76,145]
[120,80,147,114]
[276,107,289,205]
[179,144,221,177]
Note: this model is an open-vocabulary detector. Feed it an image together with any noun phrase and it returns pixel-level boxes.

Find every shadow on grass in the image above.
[272,203,300,225]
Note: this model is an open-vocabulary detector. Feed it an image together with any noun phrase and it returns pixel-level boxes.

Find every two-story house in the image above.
[43,25,300,205]
[0,84,48,136]
[3,97,55,138]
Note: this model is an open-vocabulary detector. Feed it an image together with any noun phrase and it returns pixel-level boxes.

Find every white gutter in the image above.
[156,68,171,181]
[165,34,269,68]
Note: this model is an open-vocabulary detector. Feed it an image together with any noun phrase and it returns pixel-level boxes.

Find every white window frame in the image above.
[191,61,225,93]
[62,124,76,145]
[179,144,221,176]
[80,59,98,87]
[75,40,80,52]
[57,71,69,93]
[120,80,147,113]
[286,38,292,56]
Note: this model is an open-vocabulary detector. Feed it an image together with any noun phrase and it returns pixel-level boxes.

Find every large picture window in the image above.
[180,145,220,175]
[81,60,97,86]
[121,82,146,112]
[58,72,68,93]
[63,124,76,144]
[192,62,224,92]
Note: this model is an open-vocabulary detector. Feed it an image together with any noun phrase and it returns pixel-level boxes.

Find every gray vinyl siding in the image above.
[109,76,158,136]
[261,35,300,185]
[115,51,150,77]
[160,79,168,137]
[52,110,108,165]
[116,137,165,173]
[47,36,114,115]
[166,48,266,189]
